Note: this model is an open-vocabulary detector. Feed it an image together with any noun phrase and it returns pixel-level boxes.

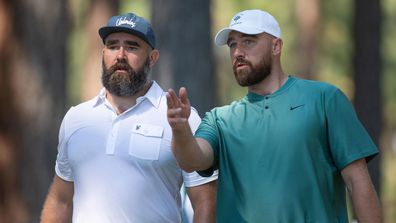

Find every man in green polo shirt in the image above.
[166,9,382,223]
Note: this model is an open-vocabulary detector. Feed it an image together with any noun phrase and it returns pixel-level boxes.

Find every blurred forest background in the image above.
[0,0,395,222]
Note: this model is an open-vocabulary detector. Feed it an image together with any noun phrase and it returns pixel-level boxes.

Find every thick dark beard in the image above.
[233,54,272,87]
[102,57,150,97]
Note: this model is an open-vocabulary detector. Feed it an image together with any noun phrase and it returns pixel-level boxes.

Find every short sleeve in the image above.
[188,107,201,134]
[195,111,220,177]
[326,89,378,170]
[182,170,218,187]
[195,111,220,152]
[55,109,74,182]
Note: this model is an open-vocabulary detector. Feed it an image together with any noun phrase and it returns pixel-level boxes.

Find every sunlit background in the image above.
[0,0,395,222]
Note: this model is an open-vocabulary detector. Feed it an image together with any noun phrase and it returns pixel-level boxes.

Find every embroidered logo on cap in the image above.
[233,15,241,22]
[116,16,136,28]
[231,13,243,26]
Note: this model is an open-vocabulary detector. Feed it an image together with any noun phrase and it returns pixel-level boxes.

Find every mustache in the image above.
[108,61,133,74]
[233,57,252,68]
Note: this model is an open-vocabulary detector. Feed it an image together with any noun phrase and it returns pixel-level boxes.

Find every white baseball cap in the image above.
[214,9,281,46]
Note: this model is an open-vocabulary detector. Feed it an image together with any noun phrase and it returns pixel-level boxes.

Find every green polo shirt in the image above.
[195,76,378,223]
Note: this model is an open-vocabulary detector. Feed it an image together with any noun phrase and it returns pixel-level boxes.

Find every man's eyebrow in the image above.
[105,39,119,45]
[226,33,258,45]
[241,33,258,38]
[105,40,141,47]
[226,37,235,46]
[124,40,140,47]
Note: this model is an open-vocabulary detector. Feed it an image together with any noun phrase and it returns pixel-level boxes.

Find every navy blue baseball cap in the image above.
[99,13,156,48]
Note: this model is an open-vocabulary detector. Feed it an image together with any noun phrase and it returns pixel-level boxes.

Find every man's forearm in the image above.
[40,197,72,223]
[343,159,382,223]
[193,200,216,223]
[172,125,209,172]
[166,87,213,172]
[41,176,74,223]
[188,181,217,223]
[350,184,382,223]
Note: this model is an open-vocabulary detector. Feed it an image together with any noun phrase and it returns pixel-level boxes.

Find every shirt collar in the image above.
[143,81,164,109]
[92,81,164,109]
[92,88,106,107]
[246,75,296,102]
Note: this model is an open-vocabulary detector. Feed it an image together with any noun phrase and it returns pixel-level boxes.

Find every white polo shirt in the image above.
[55,81,217,223]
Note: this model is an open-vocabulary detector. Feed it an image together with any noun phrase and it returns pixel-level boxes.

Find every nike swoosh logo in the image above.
[290,104,305,110]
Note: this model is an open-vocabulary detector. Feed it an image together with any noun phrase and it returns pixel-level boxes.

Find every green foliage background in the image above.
[67,0,396,221]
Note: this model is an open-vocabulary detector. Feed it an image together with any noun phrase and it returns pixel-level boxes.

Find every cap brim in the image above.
[98,26,154,48]
[214,26,265,46]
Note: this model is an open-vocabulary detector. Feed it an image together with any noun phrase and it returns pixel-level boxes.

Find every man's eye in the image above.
[243,39,253,45]
[107,45,119,50]
[228,42,236,49]
[125,46,138,52]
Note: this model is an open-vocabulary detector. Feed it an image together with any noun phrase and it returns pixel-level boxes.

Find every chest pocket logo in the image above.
[129,123,164,160]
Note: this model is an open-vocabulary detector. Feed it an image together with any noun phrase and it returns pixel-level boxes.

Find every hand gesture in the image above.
[166,87,191,130]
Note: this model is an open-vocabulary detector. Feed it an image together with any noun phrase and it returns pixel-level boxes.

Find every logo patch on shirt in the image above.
[290,104,305,110]
[132,123,164,137]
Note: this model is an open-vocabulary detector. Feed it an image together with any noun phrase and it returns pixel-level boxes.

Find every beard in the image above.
[102,57,151,97]
[232,53,272,87]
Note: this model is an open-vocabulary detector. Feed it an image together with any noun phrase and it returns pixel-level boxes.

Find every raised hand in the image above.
[166,87,191,130]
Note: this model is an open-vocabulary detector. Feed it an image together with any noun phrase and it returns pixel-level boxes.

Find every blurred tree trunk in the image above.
[295,0,320,79]
[353,0,382,195]
[0,0,69,222]
[81,0,119,100]
[0,1,24,222]
[151,0,216,116]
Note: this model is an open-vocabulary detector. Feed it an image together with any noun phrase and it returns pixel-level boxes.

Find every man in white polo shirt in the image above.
[40,12,217,223]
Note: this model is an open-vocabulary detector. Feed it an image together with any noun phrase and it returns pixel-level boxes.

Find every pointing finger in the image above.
[167,89,177,108]
[179,87,190,106]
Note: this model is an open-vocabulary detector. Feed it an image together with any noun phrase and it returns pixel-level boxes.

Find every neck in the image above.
[106,81,152,115]
[248,65,287,95]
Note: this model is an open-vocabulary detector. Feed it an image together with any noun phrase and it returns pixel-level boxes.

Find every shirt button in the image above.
[265,96,269,100]
[265,106,269,109]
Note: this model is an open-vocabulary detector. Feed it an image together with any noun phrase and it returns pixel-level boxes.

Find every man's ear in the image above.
[272,38,283,55]
[149,49,159,66]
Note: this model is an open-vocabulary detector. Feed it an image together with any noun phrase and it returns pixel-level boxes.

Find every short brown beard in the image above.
[101,57,151,97]
[233,54,272,87]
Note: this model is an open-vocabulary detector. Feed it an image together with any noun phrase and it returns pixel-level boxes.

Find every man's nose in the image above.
[232,45,245,58]
[117,47,127,59]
